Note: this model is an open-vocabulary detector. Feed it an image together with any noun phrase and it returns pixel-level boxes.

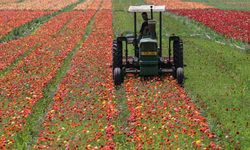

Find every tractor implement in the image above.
[112,5,184,86]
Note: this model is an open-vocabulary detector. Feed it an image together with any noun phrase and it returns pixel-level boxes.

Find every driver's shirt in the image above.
[140,20,148,34]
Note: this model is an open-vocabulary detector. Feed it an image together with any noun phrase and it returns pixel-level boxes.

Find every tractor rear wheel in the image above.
[112,40,117,71]
[173,38,183,69]
[173,37,184,85]
[114,67,123,86]
[172,66,176,78]
[112,40,122,69]
[177,67,184,85]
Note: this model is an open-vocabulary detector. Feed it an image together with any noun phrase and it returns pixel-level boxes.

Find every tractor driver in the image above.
[139,12,149,37]
[135,12,149,57]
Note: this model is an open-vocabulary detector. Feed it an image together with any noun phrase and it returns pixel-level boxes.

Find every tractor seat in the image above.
[140,20,157,39]
[148,20,156,38]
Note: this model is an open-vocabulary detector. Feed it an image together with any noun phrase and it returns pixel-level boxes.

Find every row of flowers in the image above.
[0,0,17,3]
[122,76,220,149]
[0,1,99,147]
[0,0,78,10]
[74,0,93,10]
[0,10,51,38]
[0,10,78,71]
[34,1,115,149]
[170,9,250,43]
[146,0,213,9]
[0,0,100,70]
[147,0,249,43]
[0,0,100,43]
[74,0,112,10]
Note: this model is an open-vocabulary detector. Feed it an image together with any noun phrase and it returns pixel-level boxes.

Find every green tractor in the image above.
[113,5,184,85]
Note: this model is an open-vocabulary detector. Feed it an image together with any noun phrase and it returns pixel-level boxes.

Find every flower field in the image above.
[34,4,114,148]
[0,0,249,149]
[0,10,81,71]
[147,0,250,43]
[145,0,213,9]
[170,9,250,43]
[0,0,78,10]
[0,0,101,147]
[0,10,51,38]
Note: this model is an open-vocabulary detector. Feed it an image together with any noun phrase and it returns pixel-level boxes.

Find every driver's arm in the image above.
[139,22,149,35]
[140,22,146,34]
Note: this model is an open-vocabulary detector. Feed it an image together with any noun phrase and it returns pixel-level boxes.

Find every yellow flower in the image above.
[196,140,201,145]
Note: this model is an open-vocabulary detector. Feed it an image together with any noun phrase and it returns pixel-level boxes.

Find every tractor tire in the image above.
[112,40,122,69]
[112,41,116,80]
[173,38,183,69]
[112,40,117,70]
[114,67,123,86]
[172,66,176,78]
[176,67,184,85]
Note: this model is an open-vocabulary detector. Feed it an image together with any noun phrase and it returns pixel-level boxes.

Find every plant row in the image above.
[147,0,249,43]
[0,10,51,38]
[33,2,115,149]
[118,76,220,149]
[170,9,250,43]
[0,0,78,10]
[0,0,92,71]
[0,0,100,147]
[146,0,213,9]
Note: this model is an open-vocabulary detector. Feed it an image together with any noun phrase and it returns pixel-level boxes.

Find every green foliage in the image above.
[113,0,145,11]
[184,37,250,149]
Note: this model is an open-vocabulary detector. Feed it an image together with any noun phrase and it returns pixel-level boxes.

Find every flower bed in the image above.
[171,9,250,43]
[34,1,114,149]
[0,10,51,38]
[0,0,78,10]
[0,3,98,147]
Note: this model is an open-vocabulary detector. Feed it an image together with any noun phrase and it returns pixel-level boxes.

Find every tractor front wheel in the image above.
[176,67,184,85]
[114,67,123,86]
[173,38,183,69]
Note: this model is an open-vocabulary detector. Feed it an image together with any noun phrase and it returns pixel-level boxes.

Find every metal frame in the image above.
[134,12,137,51]
[159,12,162,56]
[132,6,163,56]
[128,5,165,12]
[118,5,181,73]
